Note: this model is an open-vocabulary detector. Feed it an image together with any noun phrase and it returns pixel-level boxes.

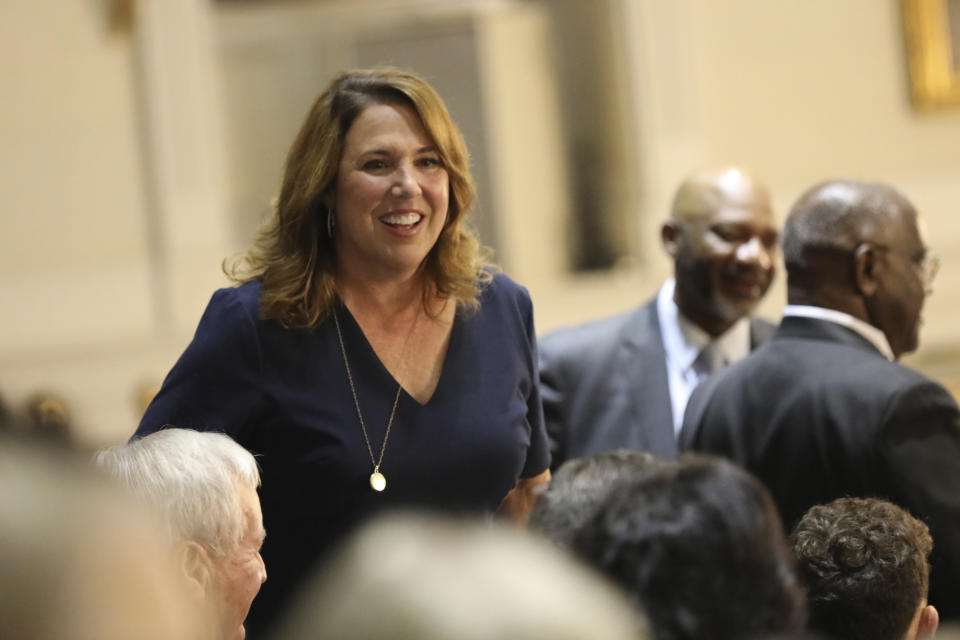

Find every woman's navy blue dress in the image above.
[134,271,550,637]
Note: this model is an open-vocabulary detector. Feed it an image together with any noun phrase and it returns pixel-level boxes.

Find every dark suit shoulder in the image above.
[683,334,876,448]
[873,364,960,437]
[765,333,940,400]
[539,301,655,363]
[684,326,957,451]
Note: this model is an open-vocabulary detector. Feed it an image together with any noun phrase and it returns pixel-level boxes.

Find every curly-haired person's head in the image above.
[790,497,938,640]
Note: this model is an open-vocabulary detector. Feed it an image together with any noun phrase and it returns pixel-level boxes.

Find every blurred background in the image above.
[3,0,960,446]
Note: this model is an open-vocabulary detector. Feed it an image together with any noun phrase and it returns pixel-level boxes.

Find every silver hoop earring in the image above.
[326,208,336,238]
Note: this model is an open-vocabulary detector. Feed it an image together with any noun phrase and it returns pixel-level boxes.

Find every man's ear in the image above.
[661,221,680,258]
[853,243,880,297]
[917,604,938,639]
[176,539,213,600]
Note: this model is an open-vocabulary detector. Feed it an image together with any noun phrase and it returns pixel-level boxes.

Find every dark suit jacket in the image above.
[538,295,774,469]
[680,315,960,617]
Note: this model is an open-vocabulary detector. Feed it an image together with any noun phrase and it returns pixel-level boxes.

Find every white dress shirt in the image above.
[657,279,751,436]
[782,305,894,361]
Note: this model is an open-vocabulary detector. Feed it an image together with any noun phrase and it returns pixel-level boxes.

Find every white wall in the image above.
[0,0,164,445]
[0,0,234,446]
[0,0,152,352]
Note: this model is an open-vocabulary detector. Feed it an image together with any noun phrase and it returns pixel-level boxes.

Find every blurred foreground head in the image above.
[0,434,195,640]
[96,428,266,640]
[572,453,805,640]
[275,512,649,640]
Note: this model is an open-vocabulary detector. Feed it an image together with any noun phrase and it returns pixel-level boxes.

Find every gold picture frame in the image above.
[903,0,960,107]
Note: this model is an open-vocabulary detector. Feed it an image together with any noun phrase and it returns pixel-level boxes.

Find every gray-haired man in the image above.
[97,428,266,640]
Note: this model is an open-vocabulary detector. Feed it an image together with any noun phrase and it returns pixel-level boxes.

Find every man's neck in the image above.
[786,286,869,324]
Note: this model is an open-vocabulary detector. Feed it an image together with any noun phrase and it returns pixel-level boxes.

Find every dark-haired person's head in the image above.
[571,453,805,640]
[528,450,667,549]
[790,497,938,640]
[780,180,936,359]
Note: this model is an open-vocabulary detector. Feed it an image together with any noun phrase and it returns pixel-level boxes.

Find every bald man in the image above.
[680,180,960,618]
[539,168,779,468]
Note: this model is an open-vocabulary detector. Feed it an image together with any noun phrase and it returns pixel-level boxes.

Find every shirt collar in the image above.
[782,305,894,361]
[657,279,752,372]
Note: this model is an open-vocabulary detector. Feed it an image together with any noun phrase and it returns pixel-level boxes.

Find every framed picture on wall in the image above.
[903,0,960,107]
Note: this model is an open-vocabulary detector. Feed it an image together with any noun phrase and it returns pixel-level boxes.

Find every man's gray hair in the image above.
[781,180,910,273]
[95,428,260,556]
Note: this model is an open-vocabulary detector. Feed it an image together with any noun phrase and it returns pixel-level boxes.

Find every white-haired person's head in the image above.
[96,428,266,640]
[273,511,650,640]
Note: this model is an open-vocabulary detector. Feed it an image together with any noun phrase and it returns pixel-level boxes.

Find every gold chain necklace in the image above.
[332,305,416,492]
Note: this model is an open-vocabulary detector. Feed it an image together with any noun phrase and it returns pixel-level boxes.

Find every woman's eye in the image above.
[362,159,388,171]
[418,156,442,168]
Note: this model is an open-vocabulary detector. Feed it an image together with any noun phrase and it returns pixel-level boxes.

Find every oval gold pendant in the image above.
[369,471,386,492]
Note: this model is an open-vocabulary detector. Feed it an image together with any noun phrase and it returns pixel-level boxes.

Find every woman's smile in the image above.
[379,210,425,234]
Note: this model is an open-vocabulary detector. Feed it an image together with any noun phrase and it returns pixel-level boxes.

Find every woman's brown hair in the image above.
[225,67,492,329]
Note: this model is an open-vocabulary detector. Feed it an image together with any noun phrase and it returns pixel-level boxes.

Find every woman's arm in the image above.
[497,468,551,525]
[495,280,553,524]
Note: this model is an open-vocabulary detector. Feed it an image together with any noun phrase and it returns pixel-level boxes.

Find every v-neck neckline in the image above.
[335,301,458,407]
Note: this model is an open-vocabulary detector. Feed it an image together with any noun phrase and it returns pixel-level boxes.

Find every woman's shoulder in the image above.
[481,269,531,303]
[203,280,263,326]
[473,269,533,322]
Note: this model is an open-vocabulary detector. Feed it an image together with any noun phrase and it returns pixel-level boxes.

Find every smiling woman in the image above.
[133,68,551,638]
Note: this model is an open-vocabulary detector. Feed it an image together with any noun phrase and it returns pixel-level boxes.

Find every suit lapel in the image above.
[620,299,677,457]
